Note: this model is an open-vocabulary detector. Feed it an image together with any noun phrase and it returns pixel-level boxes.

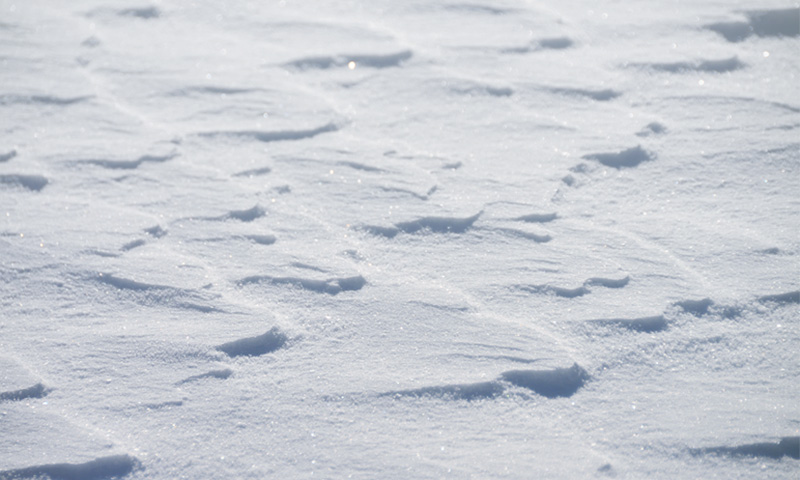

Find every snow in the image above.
[1,0,798,478]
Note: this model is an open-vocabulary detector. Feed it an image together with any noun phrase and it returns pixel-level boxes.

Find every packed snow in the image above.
[1,0,798,478]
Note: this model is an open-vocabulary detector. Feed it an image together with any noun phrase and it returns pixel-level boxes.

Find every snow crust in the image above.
[1,0,798,478]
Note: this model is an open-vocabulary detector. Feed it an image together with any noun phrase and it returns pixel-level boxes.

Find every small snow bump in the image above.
[637,122,667,137]
[226,205,266,222]
[674,298,714,315]
[233,166,272,177]
[144,225,167,238]
[245,234,276,245]
[514,212,557,223]
[501,363,589,398]
[538,37,574,50]
[549,87,621,101]
[238,274,365,295]
[583,145,654,169]
[216,327,288,358]
[589,316,667,333]
[636,56,745,73]
[118,6,160,19]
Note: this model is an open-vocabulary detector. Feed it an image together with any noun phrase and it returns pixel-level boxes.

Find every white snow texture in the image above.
[1,0,798,478]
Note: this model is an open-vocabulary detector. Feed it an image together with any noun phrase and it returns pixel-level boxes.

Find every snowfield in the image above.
[1,0,798,478]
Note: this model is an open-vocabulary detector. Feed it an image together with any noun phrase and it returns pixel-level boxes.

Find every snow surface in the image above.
[1,0,798,478]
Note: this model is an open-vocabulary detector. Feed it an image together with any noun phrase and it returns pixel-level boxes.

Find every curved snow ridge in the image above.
[587,315,668,333]
[376,185,438,201]
[636,122,667,137]
[119,226,167,251]
[0,94,93,106]
[144,225,167,238]
[337,160,390,173]
[517,284,589,298]
[546,87,621,101]
[187,205,267,223]
[504,36,576,54]
[757,290,799,305]
[442,353,543,364]
[196,122,340,144]
[690,436,799,460]
[360,211,483,238]
[670,290,799,317]
[0,454,141,480]
[500,363,590,398]
[0,382,50,403]
[443,79,514,98]
[672,298,715,316]
[0,356,50,403]
[81,35,101,48]
[284,50,413,71]
[585,277,631,289]
[176,368,234,385]
[658,94,800,115]
[238,274,366,295]
[86,5,161,21]
[94,273,221,313]
[516,276,630,298]
[224,205,266,222]
[117,7,160,19]
[140,400,184,410]
[674,299,743,320]
[478,227,551,243]
[381,364,590,401]
[243,234,277,246]
[0,149,17,162]
[706,8,800,43]
[632,56,745,73]
[380,381,505,401]
[96,273,173,291]
[536,36,574,50]
[393,212,482,234]
[514,212,558,223]
[0,174,48,191]
[120,239,146,252]
[80,152,178,170]
[583,145,655,169]
[233,166,272,178]
[215,327,288,358]
[167,85,263,97]
[439,3,517,16]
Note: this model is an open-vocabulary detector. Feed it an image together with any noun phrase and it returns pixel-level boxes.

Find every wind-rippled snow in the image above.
[1,1,798,478]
